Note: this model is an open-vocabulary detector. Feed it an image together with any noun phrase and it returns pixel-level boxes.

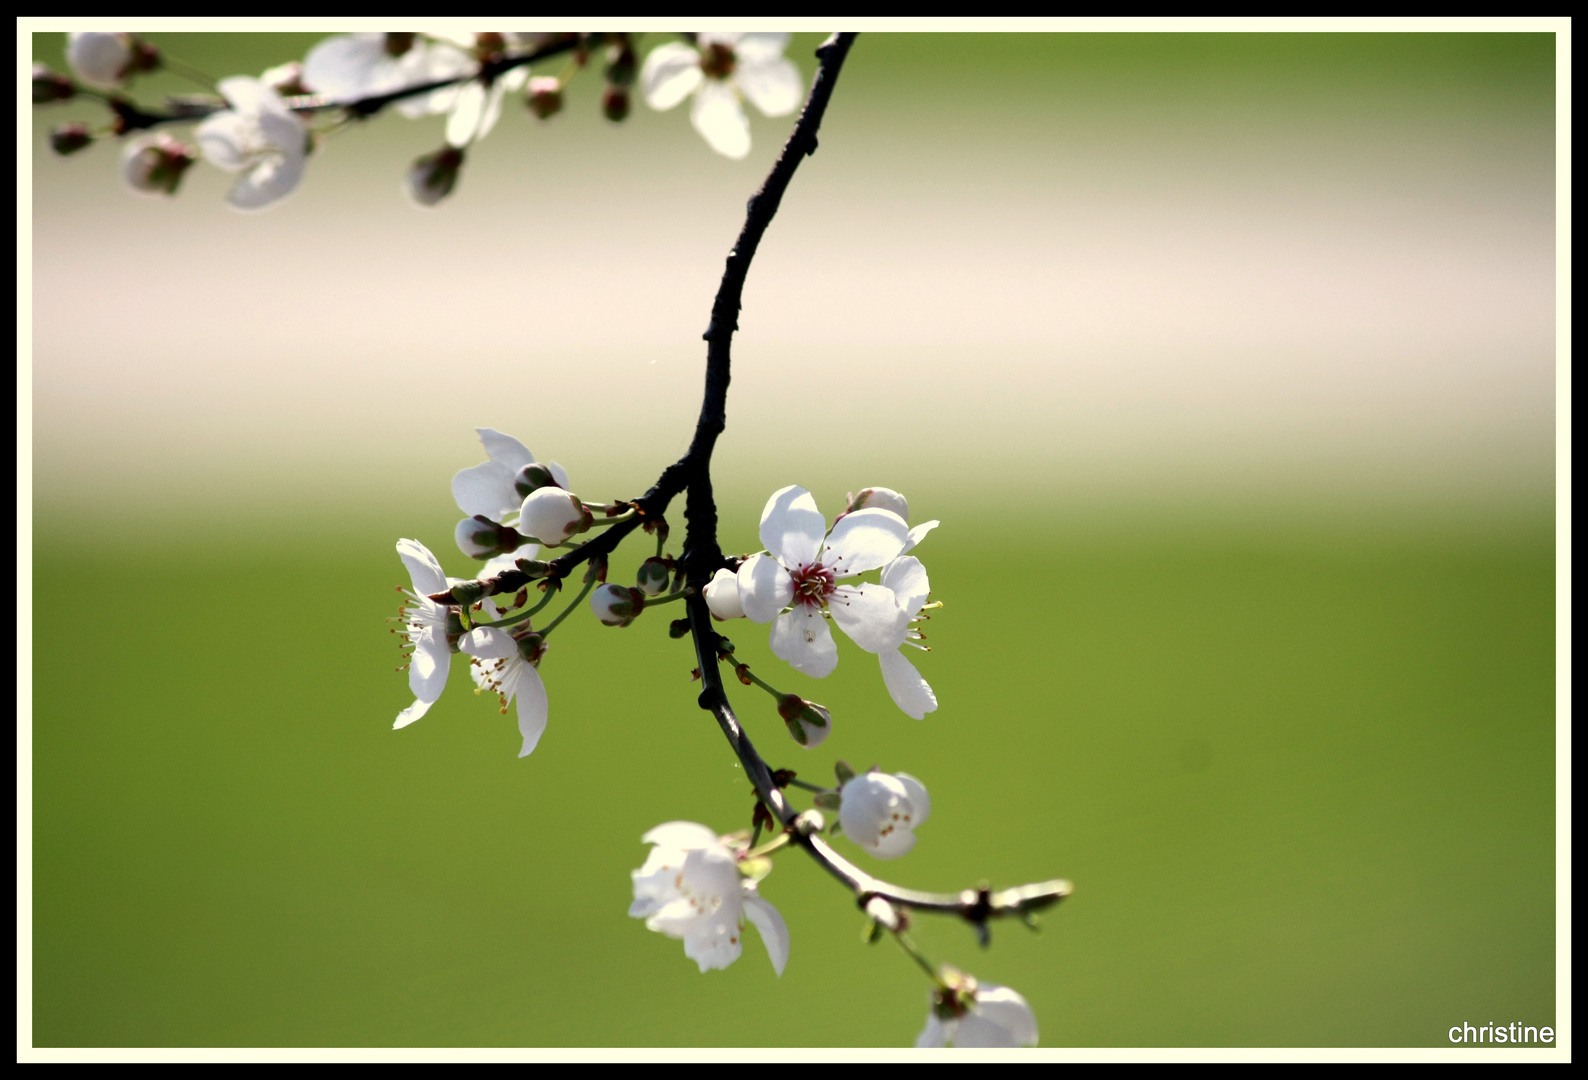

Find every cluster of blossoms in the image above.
[36,31,806,212]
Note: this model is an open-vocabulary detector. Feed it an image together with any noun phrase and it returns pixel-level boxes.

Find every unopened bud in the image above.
[512,461,561,498]
[513,558,551,578]
[601,85,630,123]
[514,631,547,664]
[405,145,465,207]
[526,76,563,119]
[519,487,587,545]
[781,697,832,749]
[703,568,745,620]
[668,617,691,639]
[49,124,93,156]
[590,583,645,627]
[66,32,133,90]
[455,515,525,559]
[33,64,76,103]
[844,486,909,521]
[120,135,195,197]
[636,557,672,596]
[605,42,637,87]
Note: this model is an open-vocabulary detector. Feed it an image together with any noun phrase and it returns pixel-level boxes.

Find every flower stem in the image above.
[744,832,791,860]
[470,588,558,629]
[586,509,638,529]
[644,589,690,607]
[786,777,832,794]
[735,664,786,700]
[539,574,597,637]
[892,929,948,989]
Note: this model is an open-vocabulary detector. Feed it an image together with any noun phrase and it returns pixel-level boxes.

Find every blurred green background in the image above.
[28,30,1557,1047]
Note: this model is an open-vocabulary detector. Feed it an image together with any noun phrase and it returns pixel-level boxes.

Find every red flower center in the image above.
[789,562,835,608]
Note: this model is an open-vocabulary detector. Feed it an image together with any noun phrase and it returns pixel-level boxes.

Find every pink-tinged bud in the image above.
[454,515,525,560]
[519,487,587,545]
[512,461,561,498]
[845,486,909,521]
[120,135,196,197]
[601,85,630,123]
[405,145,465,207]
[636,557,672,596]
[260,60,308,97]
[703,568,744,620]
[66,32,133,89]
[779,695,831,748]
[525,77,563,119]
[590,583,645,627]
[49,124,93,156]
[33,64,76,103]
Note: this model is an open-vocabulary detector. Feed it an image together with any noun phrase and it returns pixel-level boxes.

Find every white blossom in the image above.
[703,567,745,620]
[839,771,931,859]
[916,978,1039,1048]
[66,32,133,89]
[737,485,913,680]
[450,428,568,563]
[460,618,549,758]
[303,32,472,118]
[195,77,309,211]
[392,538,458,729]
[629,822,789,975]
[639,33,803,160]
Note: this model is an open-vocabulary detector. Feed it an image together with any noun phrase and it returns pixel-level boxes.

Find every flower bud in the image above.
[668,617,691,639]
[838,770,930,859]
[601,85,630,123]
[120,136,195,197]
[519,487,587,545]
[590,583,645,627]
[514,631,547,664]
[636,557,672,596]
[33,64,76,103]
[844,486,909,521]
[605,41,637,87]
[513,558,551,578]
[703,568,745,620]
[49,124,93,156]
[526,76,563,119]
[66,32,133,89]
[512,461,562,498]
[778,695,831,749]
[405,145,465,207]
[454,515,525,560]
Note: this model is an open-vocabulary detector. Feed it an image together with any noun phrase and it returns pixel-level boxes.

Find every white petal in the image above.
[691,80,751,160]
[478,547,535,580]
[546,461,570,489]
[641,821,722,849]
[900,520,940,557]
[879,650,938,719]
[226,149,305,211]
[829,584,909,653]
[915,1013,951,1049]
[451,461,517,522]
[640,42,703,109]
[896,772,932,827]
[823,508,910,578]
[395,42,475,118]
[972,985,1039,1047]
[769,608,838,678]
[952,1013,1021,1048]
[871,821,917,860]
[704,568,746,620]
[682,918,742,973]
[475,79,510,141]
[881,555,930,617]
[737,553,794,624]
[66,32,131,89]
[194,112,250,171]
[302,34,390,98]
[216,75,277,115]
[397,538,447,596]
[741,892,790,976]
[393,696,433,730]
[515,664,549,757]
[736,56,803,117]
[459,627,515,659]
[477,428,536,472]
[759,486,825,571]
[732,33,788,60]
[408,625,450,704]
[446,80,487,147]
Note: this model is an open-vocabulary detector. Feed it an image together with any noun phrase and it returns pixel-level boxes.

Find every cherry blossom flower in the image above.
[639,33,803,160]
[737,485,913,679]
[392,538,460,730]
[459,617,549,758]
[629,822,789,975]
[451,428,569,567]
[839,770,931,859]
[916,974,1039,1048]
[303,33,471,118]
[194,77,309,211]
